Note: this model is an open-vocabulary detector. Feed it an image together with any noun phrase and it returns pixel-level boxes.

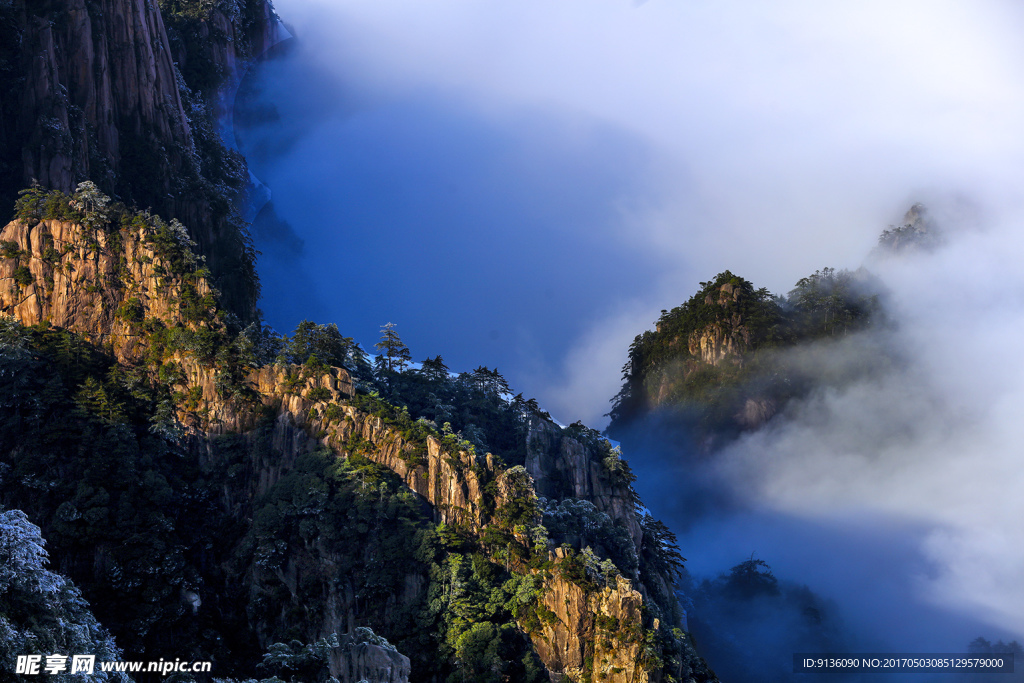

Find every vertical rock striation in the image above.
[0,0,281,319]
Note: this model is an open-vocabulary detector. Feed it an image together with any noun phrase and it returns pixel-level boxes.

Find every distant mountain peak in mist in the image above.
[874,202,944,256]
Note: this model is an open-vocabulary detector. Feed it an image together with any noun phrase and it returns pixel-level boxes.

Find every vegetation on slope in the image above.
[0,187,712,682]
[609,267,885,441]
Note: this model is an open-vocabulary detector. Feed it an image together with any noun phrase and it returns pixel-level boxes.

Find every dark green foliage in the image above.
[246,448,548,683]
[375,321,412,374]
[14,186,82,223]
[640,514,686,581]
[158,360,186,385]
[237,316,284,366]
[278,319,365,374]
[12,264,31,286]
[601,442,638,491]
[253,635,338,683]
[609,267,885,440]
[115,296,144,323]
[684,557,844,683]
[0,318,252,663]
[717,557,779,601]
[542,499,638,580]
[1,239,23,258]
[370,360,536,469]
[420,550,549,683]
[305,386,331,403]
[145,320,231,366]
[494,466,541,531]
[555,547,600,592]
[787,267,882,338]
[248,448,429,635]
[0,507,130,682]
[180,282,219,323]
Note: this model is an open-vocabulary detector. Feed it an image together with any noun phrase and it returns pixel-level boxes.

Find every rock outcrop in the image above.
[0,0,281,319]
[2,0,191,198]
[684,283,751,367]
[0,217,218,363]
[533,556,651,683]
[330,629,411,683]
[526,419,641,546]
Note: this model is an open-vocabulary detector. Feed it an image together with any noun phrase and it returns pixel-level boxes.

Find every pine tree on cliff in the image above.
[375,322,412,373]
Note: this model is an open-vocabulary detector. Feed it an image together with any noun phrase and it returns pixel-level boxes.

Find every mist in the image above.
[716,219,1024,636]
[232,0,1024,674]
[615,211,1024,679]
[238,0,1024,428]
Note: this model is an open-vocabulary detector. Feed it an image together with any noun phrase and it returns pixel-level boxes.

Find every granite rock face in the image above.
[525,418,642,547]
[7,0,191,197]
[0,217,214,363]
[330,629,411,683]
[532,556,650,683]
[0,0,280,318]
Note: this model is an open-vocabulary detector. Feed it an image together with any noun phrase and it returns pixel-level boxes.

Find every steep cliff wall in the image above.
[162,0,286,112]
[532,561,649,683]
[0,0,280,319]
[526,418,641,546]
[0,215,217,363]
[0,0,191,198]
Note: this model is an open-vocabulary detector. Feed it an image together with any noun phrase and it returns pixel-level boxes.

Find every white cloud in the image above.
[714,215,1024,636]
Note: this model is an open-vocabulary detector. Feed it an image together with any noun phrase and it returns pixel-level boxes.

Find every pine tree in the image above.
[374,322,411,373]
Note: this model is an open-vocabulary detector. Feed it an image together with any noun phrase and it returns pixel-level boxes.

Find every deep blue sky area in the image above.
[236,49,665,403]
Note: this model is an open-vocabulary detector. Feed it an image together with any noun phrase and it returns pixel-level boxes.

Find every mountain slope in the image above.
[0,185,717,682]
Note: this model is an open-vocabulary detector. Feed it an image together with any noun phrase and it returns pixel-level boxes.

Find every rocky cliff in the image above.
[685,283,751,366]
[533,559,648,683]
[0,0,281,319]
[0,3,718,679]
[0,0,191,198]
[0,214,217,364]
[608,265,883,443]
[526,419,641,546]
[0,196,717,683]
[608,272,773,436]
